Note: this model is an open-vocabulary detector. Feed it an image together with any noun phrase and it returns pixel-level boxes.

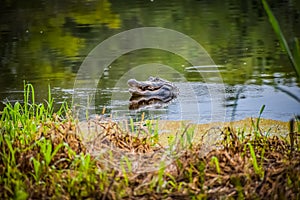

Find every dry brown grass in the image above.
[1,115,299,199]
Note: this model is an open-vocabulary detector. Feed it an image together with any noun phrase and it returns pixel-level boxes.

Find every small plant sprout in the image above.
[45,84,54,118]
[30,157,42,182]
[252,105,265,138]
[79,153,91,172]
[129,117,134,133]
[210,156,221,174]
[185,125,195,149]
[247,143,264,179]
[121,164,129,187]
[122,155,132,173]
[23,82,35,117]
[38,137,64,167]
[4,135,16,166]
[157,162,166,192]
[152,120,159,144]
[150,162,166,192]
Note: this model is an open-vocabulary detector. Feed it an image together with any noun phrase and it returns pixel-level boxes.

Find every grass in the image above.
[262,0,300,77]
[0,83,300,199]
[247,143,263,178]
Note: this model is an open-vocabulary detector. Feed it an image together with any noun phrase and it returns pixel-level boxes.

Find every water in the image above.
[0,0,299,123]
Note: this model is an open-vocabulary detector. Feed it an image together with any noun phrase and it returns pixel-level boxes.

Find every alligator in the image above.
[127,76,179,110]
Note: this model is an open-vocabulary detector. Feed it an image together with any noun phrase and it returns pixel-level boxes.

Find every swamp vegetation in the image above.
[0,83,299,199]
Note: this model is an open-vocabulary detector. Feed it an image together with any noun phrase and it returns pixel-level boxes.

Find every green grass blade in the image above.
[262,0,300,76]
[292,38,300,75]
[4,135,16,166]
[247,143,264,178]
[256,105,265,129]
[211,156,221,174]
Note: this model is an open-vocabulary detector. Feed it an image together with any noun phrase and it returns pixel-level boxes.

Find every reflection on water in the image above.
[0,0,299,122]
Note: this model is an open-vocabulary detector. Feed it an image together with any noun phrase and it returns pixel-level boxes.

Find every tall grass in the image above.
[262,0,300,77]
[0,83,78,198]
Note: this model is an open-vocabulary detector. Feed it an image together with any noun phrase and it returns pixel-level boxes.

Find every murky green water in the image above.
[0,0,299,123]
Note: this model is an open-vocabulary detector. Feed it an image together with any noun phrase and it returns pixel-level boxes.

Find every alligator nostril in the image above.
[127,79,135,86]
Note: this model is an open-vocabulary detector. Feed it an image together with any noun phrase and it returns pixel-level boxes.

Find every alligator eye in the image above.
[145,86,157,91]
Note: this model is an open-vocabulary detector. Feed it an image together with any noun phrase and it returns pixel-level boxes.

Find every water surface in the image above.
[0,0,299,123]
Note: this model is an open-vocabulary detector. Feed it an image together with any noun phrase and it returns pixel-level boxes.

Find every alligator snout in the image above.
[127,79,139,88]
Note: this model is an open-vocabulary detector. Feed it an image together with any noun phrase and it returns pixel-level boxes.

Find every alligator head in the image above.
[127,76,179,110]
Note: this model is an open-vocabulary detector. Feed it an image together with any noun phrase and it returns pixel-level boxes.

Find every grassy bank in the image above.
[0,84,299,199]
